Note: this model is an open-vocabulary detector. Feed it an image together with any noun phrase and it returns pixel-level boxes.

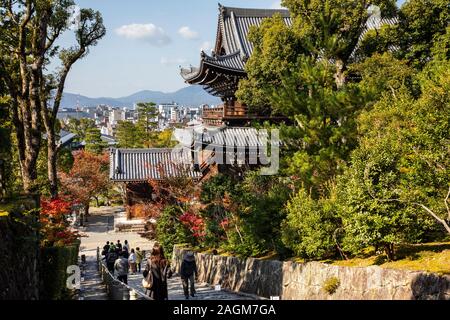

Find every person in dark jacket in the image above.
[116,240,122,251]
[143,246,172,300]
[102,241,110,258]
[180,251,197,299]
[106,248,118,274]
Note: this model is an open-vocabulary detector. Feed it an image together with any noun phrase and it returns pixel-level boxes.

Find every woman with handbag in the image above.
[142,246,172,300]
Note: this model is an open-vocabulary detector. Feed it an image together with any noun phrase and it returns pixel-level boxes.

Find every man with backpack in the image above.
[114,251,129,285]
[106,248,118,275]
[102,241,110,258]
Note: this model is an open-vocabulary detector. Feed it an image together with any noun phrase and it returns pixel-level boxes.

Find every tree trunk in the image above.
[46,130,58,199]
[41,100,59,199]
[384,243,395,261]
[79,210,84,227]
[20,153,39,195]
[84,203,89,222]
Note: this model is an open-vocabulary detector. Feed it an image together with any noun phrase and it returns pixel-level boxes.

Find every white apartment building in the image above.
[159,103,179,120]
[109,109,124,125]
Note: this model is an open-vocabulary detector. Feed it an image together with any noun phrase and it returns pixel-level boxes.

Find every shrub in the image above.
[281,188,340,259]
[322,277,340,295]
[156,206,192,255]
[39,241,80,300]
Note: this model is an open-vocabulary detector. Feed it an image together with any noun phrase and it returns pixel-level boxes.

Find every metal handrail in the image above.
[97,247,151,300]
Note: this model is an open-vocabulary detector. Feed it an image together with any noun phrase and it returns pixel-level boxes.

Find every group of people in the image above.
[102,240,144,285]
[102,241,199,300]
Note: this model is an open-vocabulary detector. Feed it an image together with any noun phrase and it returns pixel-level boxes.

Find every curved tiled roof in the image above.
[180,5,291,89]
[217,5,292,59]
[180,51,246,82]
[109,148,202,182]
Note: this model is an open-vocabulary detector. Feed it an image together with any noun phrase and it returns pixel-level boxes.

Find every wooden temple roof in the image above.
[180,4,291,98]
[109,127,280,182]
[109,148,202,182]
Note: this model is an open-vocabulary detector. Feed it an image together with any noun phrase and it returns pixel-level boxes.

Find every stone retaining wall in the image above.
[172,248,450,300]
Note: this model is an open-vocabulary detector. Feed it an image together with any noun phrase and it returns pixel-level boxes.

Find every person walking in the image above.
[180,251,197,299]
[143,246,172,300]
[135,247,143,273]
[128,249,137,274]
[114,251,129,285]
[106,248,118,275]
[102,241,110,257]
[116,240,122,251]
[123,240,130,252]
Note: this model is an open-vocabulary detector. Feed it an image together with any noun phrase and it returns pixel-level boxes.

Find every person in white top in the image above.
[128,248,137,274]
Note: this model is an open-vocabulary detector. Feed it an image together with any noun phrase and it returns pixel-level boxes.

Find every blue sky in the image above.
[60,0,405,98]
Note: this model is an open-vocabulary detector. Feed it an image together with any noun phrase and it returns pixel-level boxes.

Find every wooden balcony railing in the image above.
[203,104,249,119]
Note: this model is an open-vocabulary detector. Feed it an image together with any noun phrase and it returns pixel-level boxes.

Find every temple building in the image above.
[180,4,292,126]
[109,4,398,218]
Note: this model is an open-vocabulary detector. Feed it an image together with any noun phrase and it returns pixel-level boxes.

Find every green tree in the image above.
[236,14,302,114]
[281,188,340,259]
[0,0,105,196]
[238,1,400,198]
[397,0,450,69]
[235,173,291,256]
[156,205,191,255]
[116,121,138,148]
[135,102,159,148]
[274,57,365,198]
[64,118,96,142]
[337,60,450,260]
[237,0,398,110]
[84,128,107,154]
[150,129,178,148]
[350,52,413,103]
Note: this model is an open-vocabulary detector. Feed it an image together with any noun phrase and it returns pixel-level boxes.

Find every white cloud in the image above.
[160,57,187,66]
[178,26,199,40]
[200,41,213,53]
[115,23,171,46]
[271,1,283,9]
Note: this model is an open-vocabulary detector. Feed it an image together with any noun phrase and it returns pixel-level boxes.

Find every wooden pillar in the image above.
[124,183,133,220]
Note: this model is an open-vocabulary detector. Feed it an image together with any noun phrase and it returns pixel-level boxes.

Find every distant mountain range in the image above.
[60,85,222,108]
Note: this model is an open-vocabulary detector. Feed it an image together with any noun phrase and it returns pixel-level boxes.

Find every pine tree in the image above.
[116,121,138,148]
[136,102,159,148]
[84,128,107,154]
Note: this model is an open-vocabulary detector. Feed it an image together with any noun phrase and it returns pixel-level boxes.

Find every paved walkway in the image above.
[79,206,257,300]
[78,206,154,300]
[127,267,256,300]
[79,256,108,300]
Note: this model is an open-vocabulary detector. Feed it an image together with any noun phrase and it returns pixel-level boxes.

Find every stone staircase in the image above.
[114,212,147,233]
[115,223,146,233]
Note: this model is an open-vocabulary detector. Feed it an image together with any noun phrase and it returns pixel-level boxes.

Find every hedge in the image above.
[39,240,80,300]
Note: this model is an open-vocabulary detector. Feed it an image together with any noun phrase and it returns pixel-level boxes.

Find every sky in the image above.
[59,0,405,98]
[57,0,283,98]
